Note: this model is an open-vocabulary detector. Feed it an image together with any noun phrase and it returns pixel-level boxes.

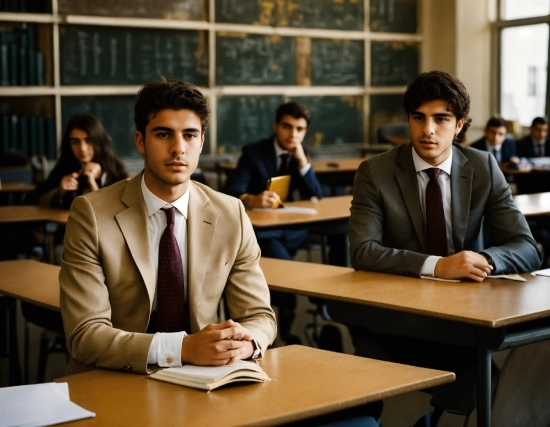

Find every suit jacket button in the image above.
[123,364,132,371]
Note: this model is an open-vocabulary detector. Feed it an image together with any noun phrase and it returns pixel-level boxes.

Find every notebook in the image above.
[267,175,291,208]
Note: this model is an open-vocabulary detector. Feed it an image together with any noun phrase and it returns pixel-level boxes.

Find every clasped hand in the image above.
[434,250,493,282]
[181,319,254,366]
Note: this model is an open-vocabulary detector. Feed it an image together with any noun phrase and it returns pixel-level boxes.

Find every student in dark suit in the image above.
[224,102,323,346]
[470,116,519,165]
[347,71,541,425]
[516,116,550,158]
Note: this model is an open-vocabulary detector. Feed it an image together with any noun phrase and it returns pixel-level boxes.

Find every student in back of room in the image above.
[348,71,541,426]
[516,116,550,159]
[223,101,348,347]
[27,113,129,209]
[470,116,519,166]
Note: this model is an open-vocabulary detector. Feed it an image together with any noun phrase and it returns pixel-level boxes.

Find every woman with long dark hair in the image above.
[30,113,128,208]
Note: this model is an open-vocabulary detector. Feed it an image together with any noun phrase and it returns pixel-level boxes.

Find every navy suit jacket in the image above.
[224,137,323,201]
[470,137,516,163]
[516,135,550,158]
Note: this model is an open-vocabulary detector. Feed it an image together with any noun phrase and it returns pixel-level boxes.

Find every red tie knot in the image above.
[161,207,176,227]
[425,168,441,181]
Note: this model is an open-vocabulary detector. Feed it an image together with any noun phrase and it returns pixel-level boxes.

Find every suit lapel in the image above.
[116,174,156,307]
[395,144,426,251]
[187,182,218,329]
[450,146,473,251]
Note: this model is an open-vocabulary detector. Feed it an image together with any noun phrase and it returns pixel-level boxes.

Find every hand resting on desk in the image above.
[434,251,493,282]
[181,319,254,366]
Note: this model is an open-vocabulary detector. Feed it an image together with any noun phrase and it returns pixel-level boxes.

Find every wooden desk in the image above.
[0,205,69,224]
[247,195,351,230]
[0,259,60,312]
[513,192,550,217]
[55,345,453,427]
[218,158,364,175]
[0,182,36,193]
[259,257,550,427]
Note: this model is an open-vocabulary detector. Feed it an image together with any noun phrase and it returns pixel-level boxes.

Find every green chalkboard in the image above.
[216,0,363,31]
[371,41,419,86]
[59,25,208,86]
[58,0,207,20]
[311,39,364,86]
[62,95,212,158]
[370,0,418,33]
[216,95,283,153]
[290,96,363,147]
[369,94,408,144]
[216,33,295,85]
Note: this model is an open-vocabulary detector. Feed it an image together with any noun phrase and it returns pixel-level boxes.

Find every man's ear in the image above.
[200,133,205,152]
[455,117,466,135]
[135,131,145,154]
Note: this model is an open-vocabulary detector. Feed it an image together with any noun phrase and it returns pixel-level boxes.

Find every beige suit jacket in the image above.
[60,173,276,375]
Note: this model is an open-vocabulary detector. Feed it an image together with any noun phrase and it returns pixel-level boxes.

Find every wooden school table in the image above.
[259,257,550,427]
[0,205,69,225]
[55,345,454,427]
[513,192,550,217]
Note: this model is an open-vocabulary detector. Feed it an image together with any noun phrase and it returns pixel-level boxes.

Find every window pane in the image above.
[500,24,548,126]
[501,0,550,20]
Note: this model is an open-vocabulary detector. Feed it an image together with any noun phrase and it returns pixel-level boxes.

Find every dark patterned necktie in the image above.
[278,153,291,176]
[157,207,188,332]
[492,149,499,163]
[424,168,448,257]
[538,143,544,157]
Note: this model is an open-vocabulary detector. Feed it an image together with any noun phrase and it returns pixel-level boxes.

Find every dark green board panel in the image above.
[290,96,363,147]
[369,94,408,144]
[216,33,295,85]
[311,39,364,86]
[216,0,363,31]
[59,25,208,86]
[371,41,419,86]
[216,95,283,153]
[370,0,417,33]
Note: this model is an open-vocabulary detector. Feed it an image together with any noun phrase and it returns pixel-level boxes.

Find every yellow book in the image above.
[267,175,291,208]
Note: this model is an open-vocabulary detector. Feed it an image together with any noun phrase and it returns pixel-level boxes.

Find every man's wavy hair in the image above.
[134,78,210,137]
[403,71,472,144]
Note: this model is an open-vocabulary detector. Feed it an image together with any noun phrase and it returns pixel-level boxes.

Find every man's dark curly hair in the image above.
[134,78,210,137]
[403,71,472,143]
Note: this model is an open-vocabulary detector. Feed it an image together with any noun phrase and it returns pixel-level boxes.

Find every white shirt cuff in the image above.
[299,163,311,176]
[147,331,186,367]
[420,256,441,277]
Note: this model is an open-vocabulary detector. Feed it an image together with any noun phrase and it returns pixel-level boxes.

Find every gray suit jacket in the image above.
[349,143,541,276]
[60,173,276,375]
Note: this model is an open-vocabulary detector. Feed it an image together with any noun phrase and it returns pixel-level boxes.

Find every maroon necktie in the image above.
[157,207,188,333]
[278,153,291,176]
[424,168,448,257]
[538,143,544,157]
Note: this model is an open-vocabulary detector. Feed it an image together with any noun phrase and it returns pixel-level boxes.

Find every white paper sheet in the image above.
[252,207,317,214]
[0,382,95,427]
[420,276,461,282]
[487,274,526,282]
[531,268,550,277]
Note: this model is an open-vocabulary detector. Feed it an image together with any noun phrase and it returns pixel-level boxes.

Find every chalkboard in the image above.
[290,96,363,146]
[58,0,207,20]
[62,95,212,158]
[216,33,295,85]
[371,41,419,86]
[216,95,283,153]
[370,0,418,33]
[311,39,364,86]
[369,94,408,144]
[59,25,208,86]
[216,0,363,31]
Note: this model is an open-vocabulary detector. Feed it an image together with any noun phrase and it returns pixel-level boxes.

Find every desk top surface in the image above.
[260,258,550,328]
[513,192,550,216]
[219,157,365,174]
[0,205,69,224]
[247,195,352,228]
[0,182,36,193]
[0,259,60,311]
[55,345,453,427]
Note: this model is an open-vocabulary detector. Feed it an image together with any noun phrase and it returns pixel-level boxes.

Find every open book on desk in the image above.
[149,360,271,391]
[252,206,317,214]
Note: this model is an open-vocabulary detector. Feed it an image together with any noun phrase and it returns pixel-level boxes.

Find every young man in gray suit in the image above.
[348,71,541,424]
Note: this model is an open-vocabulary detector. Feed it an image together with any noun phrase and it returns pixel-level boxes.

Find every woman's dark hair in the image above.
[30,114,128,201]
[403,71,472,143]
[134,78,210,137]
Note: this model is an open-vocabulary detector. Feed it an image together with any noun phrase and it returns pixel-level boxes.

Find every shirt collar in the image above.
[412,145,453,176]
[141,174,189,219]
[485,140,501,152]
[532,136,546,145]
[273,137,287,157]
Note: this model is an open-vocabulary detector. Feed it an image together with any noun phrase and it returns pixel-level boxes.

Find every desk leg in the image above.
[477,347,492,427]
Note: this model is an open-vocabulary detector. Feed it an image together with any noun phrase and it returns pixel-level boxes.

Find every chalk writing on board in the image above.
[311,39,364,86]
[216,33,295,85]
[371,41,419,86]
[370,0,417,33]
[60,25,208,86]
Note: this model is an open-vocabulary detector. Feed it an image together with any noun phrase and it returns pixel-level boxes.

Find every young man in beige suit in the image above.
[60,79,276,375]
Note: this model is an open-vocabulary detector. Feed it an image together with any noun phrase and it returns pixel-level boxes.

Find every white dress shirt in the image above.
[142,176,189,367]
[412,148,455,276]
[484,141,502,163]
[273,139,311,175]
